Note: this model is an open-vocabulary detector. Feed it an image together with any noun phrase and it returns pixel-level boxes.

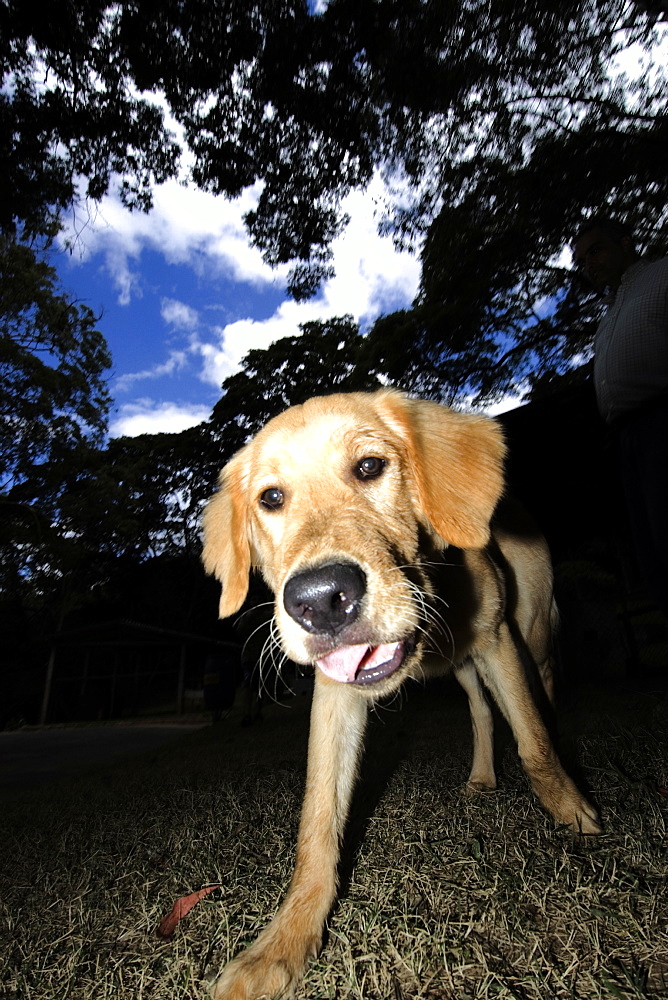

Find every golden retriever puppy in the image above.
[202,389,600,1000]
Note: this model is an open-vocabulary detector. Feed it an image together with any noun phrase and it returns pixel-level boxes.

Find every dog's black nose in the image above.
[283,562,366,635]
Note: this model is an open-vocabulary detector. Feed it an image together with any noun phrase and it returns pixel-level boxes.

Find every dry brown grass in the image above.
[1,677,667,1000]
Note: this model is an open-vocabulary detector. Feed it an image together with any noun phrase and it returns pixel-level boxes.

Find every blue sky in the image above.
[54,175,422,437]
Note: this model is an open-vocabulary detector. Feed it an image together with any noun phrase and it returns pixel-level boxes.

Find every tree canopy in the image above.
[0,0,179,235]
[210,316,380,452]
[0,225,111,492]
[4,3,666,270]
[3,1,666,403]
[117,1,668,296]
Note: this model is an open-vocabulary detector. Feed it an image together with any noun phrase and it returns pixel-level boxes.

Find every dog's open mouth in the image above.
[316,638,414,686]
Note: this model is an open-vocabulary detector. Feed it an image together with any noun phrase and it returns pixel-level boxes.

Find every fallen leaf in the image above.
[157,884,222,938]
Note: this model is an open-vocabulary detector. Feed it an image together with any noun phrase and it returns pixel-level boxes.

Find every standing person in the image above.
[572,217,668,618]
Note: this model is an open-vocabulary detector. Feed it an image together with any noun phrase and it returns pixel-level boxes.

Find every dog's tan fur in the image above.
[202,390,600,1000]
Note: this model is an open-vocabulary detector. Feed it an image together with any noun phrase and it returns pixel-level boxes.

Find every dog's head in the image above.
[202,390,505,698]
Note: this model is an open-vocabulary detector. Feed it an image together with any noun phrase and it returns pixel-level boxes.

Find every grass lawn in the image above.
[1,676,667,999]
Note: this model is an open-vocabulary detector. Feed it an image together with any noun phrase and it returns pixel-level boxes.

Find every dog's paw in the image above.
[562,796,602,835]
[210,933,317,1000]
[464,779,497,795]
[534,776,602,835]
[210,955,293,1000]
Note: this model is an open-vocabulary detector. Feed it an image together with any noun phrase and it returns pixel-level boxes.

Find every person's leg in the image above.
[619,400,668,618]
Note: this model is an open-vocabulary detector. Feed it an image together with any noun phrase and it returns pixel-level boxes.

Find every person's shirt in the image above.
[593,256,668,424]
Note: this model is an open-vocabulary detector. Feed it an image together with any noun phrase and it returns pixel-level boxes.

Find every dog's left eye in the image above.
[355,456,386,481]
[260,487,284,510]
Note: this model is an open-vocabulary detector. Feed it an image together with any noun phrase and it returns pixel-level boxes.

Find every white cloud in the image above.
[192,173,422,387]
[161,297,200,330]
[64,168,419,327]
[62,167,422,434]
[63,179,287,305]
[110,399,210,437]
[324,179,421,318]
[483,393,527,416]
[610,24,668,103]
[114,350,189,392]
[196,317,287,387]
[104,244,143,307]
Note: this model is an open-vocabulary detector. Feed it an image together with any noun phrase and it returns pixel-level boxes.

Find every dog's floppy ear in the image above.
[201,451,251,618]
[377,391,506,549]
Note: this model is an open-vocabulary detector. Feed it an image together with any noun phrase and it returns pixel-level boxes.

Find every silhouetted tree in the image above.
[0,224,111,492]
[4,2,665,286]
[1,0,179,234]
[210,317,380,458]
[395,117,668,406]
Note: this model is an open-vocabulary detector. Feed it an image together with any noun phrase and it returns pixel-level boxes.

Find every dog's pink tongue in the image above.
[316,643,397,683]
[316,644,369,682]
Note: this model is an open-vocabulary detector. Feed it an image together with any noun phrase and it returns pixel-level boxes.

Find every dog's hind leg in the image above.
[473,625,601,835]
[211,676,368,1000]
[454,659,497,792]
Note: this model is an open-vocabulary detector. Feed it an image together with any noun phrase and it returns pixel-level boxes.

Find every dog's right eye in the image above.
[355,456,386,481]
[260,487,284,510]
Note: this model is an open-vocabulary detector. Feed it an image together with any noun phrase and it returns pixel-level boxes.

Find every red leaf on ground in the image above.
[157,884,222,938]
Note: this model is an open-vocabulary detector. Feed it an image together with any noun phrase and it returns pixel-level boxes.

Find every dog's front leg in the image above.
[211,675,368,1000]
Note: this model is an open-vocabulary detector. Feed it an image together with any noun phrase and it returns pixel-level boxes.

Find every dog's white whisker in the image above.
[241,616,274,664]
[249,616,288,705]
